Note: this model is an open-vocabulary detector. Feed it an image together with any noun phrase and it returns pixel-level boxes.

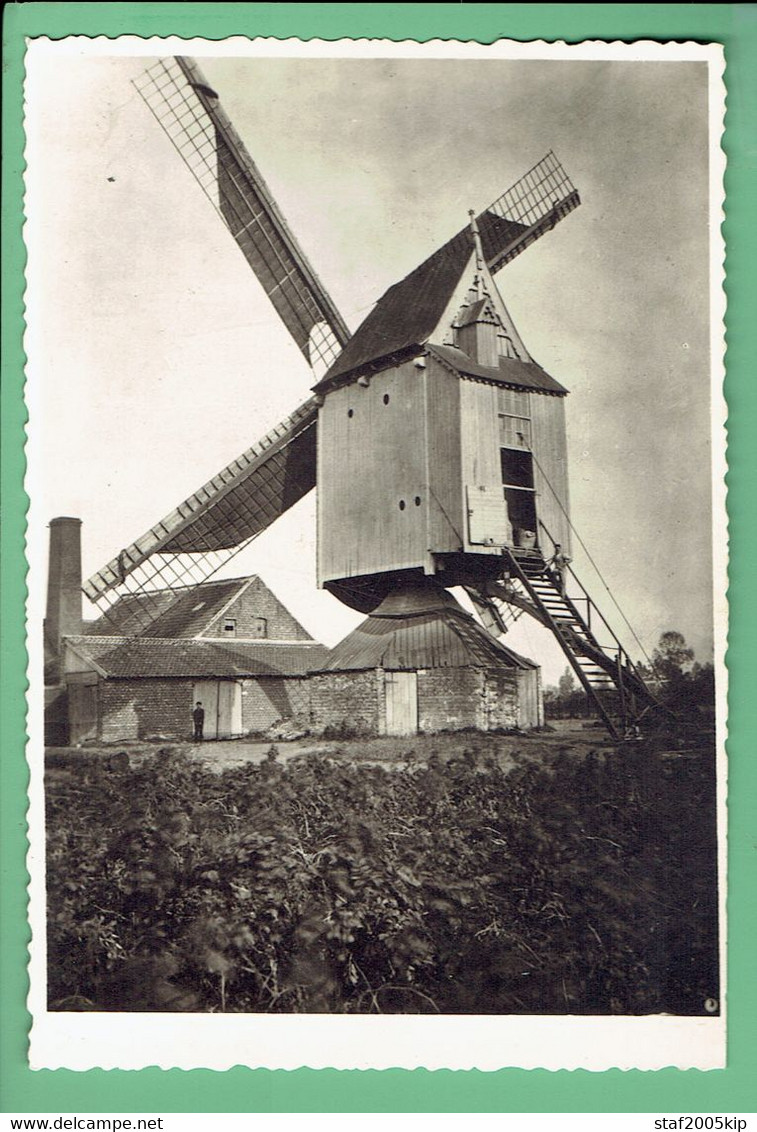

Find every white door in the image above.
[385,671,418,736]
[193,681,219,739]
[218,681,242,738]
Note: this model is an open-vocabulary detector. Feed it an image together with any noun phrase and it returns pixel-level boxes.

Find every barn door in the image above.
[69,681,99,744]
[193,681,220,739]
[217,681,242,738]
[385,671,418,736]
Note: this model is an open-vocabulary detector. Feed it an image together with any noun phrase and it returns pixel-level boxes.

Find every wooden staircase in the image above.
[481,548,658,739]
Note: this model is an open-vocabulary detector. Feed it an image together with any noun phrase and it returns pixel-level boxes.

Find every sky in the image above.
[25,41,723,686]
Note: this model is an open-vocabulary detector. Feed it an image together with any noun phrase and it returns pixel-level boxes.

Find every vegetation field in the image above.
[46,734,719,1015]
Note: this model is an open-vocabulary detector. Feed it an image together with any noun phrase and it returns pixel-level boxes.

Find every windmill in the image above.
[82,56,655,737]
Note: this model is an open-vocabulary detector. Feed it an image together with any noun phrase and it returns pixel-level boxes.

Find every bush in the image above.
[46,741,719,1015]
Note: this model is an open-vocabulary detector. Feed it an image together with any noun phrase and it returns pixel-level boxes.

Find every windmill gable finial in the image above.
[426,221,531,366]
[469,209,487,300]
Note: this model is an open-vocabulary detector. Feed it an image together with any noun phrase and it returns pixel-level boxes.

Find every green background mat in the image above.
[2,2,755,1114]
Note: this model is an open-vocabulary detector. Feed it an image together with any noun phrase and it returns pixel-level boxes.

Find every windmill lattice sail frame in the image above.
[133,56,350,375]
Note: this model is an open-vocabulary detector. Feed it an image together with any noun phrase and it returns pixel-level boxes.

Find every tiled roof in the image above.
[86,590,179,636]
[315,212,528,389]
[85,575,312,642]
[428,344,567,395]
[139,578,252,638]
[67,637,328,679]
[65,634,129,660]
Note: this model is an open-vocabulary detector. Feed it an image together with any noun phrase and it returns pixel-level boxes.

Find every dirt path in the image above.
[47,720,615,773]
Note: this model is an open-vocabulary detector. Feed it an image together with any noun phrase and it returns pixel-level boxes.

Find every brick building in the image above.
[57,575,326,745]
[310,579,542,737]
[46,521,542,745]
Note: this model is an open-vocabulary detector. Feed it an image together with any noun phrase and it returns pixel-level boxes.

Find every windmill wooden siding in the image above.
[318,358,435,585]
[318,349,571,588]
[459,376,508,555]
[459,375,571,555]
[424,359,464,556]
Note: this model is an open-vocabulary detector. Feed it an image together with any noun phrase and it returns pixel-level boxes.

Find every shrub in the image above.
[46,740,719,1015]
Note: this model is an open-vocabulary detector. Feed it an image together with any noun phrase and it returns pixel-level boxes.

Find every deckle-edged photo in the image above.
[24,36,726,1070]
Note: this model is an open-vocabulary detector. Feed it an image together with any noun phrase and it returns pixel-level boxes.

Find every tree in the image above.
[558,667,576,698]
[651,631,695,685]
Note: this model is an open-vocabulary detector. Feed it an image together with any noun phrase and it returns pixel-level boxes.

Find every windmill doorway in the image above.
[501,447,537,544]
[384,671,418,735]
[192,680,243,739]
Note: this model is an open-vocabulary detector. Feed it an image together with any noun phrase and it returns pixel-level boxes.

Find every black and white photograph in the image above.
[24,37,726,1071]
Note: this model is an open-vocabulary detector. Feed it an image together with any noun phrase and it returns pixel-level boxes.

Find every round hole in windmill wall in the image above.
[414,496,421,506]
[347,408,354,418]
[383,393,390,405]
[399,499,406,510]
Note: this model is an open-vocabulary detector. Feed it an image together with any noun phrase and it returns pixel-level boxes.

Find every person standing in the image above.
[192,701,205,741]
[549,543,571,599]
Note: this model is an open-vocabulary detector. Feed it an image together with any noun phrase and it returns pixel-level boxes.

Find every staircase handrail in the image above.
[537,519,648,686]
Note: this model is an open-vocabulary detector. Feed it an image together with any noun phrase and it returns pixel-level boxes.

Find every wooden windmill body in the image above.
[82,57,655,736]
[314,212,571,612]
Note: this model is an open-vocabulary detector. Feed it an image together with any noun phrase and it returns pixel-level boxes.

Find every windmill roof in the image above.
[315,212,528,390]
[428,344,568,395]
[321,584,537,673]
[66,637,328,679]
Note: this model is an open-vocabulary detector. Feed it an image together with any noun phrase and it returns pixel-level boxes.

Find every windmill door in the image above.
[385,671,418,736]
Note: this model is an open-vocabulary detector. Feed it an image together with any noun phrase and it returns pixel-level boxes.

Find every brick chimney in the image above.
[45,517,83,674]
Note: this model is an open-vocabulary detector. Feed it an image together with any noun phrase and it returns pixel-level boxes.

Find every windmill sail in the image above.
[479,150,580,274]
[88,56,354,632]
[133,56,350,376]
[83,398,317,632]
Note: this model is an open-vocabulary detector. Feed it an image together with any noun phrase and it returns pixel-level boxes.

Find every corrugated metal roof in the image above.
[428,344,567,395]
[322,603,537,673]
[69,637,328,679]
